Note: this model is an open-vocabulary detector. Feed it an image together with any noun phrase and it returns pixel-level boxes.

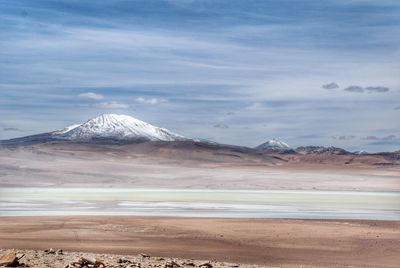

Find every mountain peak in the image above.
[95,113,141,122]
[255,139,292,152]
[52,114,187,143]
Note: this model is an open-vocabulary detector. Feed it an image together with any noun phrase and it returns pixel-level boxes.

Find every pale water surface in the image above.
[0,188,399,220]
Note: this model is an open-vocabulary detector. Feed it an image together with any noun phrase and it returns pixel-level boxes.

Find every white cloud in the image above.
[92,101,129,109]
[78,92,104,100]
[136,97,168,105]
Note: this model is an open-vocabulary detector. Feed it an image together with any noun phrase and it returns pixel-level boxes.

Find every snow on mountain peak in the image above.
[52,114,187,142]
[255,138,291,151]
[53,124,82,135]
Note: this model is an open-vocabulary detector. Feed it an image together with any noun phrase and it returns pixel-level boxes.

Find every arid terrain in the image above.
[0,142,399,267]
[0,142,399,191]
[0,248,256,268]
[2,0,400,267]
[0,217,399,267]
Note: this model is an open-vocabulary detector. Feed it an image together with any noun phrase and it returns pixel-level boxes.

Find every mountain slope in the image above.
[295,146,350,155]
[1,114,187,145]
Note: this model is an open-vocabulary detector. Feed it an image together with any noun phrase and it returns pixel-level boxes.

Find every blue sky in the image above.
[0,0,399,152]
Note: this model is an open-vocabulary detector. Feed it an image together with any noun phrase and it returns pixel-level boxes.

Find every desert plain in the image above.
[0,142,399,267]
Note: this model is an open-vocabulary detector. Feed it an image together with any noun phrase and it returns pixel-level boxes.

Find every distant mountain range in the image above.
[0,114,398,157]
[254,139,372,156]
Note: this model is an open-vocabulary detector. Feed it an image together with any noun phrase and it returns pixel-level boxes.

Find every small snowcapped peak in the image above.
[267,138,290,148]
[52,114,187,143]
[255,138,291,152]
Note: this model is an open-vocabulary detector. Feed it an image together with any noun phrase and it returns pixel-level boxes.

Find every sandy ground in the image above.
[0,216,399,268]
[0,145,399,191]
[1,144,399,267]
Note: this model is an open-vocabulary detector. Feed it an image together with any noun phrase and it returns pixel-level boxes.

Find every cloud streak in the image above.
[365,135,396,141]
[213,123,229,129]
[332,135,356,140]
[365,86,390,93]
[78,92,104,100]
[344,86,365,93]
[3,127,21,132]
[322,82,339,90]
[343,85,390,93]
[136,97,168,105]
[92,101,129,109]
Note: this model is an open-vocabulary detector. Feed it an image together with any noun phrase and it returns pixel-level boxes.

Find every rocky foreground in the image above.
[0,249,262,268]
[1,217,399,268]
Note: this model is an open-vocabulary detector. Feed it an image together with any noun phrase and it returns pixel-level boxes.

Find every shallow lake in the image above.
[0,188,399,220]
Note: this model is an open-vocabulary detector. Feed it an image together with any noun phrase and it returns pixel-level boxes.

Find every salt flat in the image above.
[1,188,399,220]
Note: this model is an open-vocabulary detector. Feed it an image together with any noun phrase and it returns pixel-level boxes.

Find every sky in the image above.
[0,0,399,152]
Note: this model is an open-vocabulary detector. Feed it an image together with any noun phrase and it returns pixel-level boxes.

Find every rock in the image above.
[165,260,181,268]
[182,261,196,266]
[56,249,63,255]
[127,263,141,268]
[118,258,130,263]
[44,248,55,254]
[199,263,213,268]
[0,250,18,266]
[69,257,106,268]
[140,253,150,258]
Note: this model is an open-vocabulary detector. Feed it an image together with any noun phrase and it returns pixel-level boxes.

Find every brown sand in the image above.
[1,145,399,191]
[0,216,399,267]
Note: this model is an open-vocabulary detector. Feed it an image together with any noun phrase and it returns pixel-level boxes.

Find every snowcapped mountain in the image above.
[1,114,188,145]
[255,139,293,153]
[52,114,187,142]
